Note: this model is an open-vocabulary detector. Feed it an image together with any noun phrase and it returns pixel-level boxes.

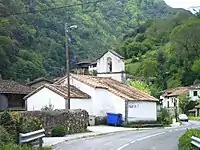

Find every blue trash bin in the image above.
[107,113,122,126]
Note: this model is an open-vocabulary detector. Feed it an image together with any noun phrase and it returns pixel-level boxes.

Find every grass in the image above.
[125,62,141,75]
[188,116,200,121]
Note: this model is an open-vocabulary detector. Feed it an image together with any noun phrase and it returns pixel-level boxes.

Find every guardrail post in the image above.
[39,137,43,147]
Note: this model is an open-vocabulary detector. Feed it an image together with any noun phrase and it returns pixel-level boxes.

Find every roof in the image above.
[55,74,158,102]
[161,87,189,97]
[190,84,200,89]
[24,84,91,100]
[0,80,32,94]
[27,77,53,86]
[97,50,124,60]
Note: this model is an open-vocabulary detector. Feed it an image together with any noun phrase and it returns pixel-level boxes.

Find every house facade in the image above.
[0,80,32,111]
[189,84,200,101]
[55,74,158,122]
[160,87,189,115]
[24,84,91,111]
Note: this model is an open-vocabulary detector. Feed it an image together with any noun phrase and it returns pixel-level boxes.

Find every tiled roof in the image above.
[161,87,189,97]
[190,84,200,89]
[0,80,32,94]
[56,74,158,101]
[24,84,91,100]
[27,77,53,86]
[97,50,124,60]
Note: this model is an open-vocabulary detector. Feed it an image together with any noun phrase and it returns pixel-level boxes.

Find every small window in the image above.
[167,101,169,108]
[194,91,198,96]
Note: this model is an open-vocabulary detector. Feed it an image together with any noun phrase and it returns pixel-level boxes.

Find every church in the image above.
[25,51,158,122]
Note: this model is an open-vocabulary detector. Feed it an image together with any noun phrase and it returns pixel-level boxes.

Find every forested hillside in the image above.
[119,10,200,97]
[0,0,180,81]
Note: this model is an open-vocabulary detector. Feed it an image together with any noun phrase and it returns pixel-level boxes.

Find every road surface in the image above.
[53,121,200,150]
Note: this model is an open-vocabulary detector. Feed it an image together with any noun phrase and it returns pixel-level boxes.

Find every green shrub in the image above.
[157,108,172,125]
[95,116,107,125]
[179,129,200,150]
[0,126,14,148]
[1,144,51,150]
[52,124,66,137]
[0,111,18,142]
[189,117,200,121]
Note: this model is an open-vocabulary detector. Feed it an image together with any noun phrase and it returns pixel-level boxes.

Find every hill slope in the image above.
[0,0,181,81]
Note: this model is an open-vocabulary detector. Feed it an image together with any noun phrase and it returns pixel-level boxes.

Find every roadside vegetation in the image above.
[0,111,51,150]
[179,129,200,150]
[189,117,200,121]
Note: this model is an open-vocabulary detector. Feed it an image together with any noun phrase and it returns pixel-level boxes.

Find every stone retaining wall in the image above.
[20,109,89,135]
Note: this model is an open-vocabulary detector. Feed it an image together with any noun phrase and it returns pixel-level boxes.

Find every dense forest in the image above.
[0,0,200,97]
[120,10,200,97]
[0,0,181,81]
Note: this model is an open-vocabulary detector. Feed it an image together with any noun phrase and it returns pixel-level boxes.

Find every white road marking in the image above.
[175,129,178,131]
[169,130,173,132]
[116,143,130,150]
[130,140,136,144]
[137,132,166,141]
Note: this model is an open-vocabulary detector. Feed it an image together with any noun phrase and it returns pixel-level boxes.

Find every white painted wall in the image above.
[189,89,200,101]
[128,101,157,121]
[97,51,125,73]
[97,73,126,83]
[26,87,65,111]
[64,77,126,119]
[70,99,93,115]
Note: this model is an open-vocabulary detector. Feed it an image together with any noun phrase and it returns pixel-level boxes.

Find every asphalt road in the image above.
[53,121,200,150]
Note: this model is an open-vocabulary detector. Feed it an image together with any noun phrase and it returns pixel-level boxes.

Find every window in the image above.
[107,57,112,72]
[193,91,198,96]
[167,101,169,108]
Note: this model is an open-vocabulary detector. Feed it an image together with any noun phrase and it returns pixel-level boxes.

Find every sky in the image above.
[164,0,200,9]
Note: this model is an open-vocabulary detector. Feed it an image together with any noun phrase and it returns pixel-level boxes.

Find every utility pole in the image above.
[65,23,70,109]
[64,23,77,109]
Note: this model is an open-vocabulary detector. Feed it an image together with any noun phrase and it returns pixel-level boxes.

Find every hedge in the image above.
[179,129,200,150]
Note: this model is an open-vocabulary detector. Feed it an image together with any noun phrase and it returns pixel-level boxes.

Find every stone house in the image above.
[0,80,32,111]
[24,84,91,111]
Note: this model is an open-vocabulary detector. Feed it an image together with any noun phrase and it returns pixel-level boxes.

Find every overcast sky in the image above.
[164,0,200,8]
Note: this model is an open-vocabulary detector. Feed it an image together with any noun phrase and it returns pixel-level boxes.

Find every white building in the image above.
[96,50,126,83]
[160,87,189,115]
[25,50,158,122]
[24,84,91,111]
[55,74,158,122]
[189,84,200,101]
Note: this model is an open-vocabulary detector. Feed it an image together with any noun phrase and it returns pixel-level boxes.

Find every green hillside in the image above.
[0,0,181,81]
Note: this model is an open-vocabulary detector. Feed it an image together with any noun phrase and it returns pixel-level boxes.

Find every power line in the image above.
[1,0,107,18]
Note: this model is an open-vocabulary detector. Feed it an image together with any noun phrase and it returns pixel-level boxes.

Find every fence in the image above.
[19,128,45,147]
[191,136,200,148]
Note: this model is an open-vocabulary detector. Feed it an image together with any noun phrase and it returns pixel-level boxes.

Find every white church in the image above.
[25,50,158,122]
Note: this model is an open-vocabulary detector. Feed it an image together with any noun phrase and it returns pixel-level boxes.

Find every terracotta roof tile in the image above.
[27,77,53,86]
[0,80,32,94]
[57,74,158,102]
[162,87,189,97]
[24,84,91,99]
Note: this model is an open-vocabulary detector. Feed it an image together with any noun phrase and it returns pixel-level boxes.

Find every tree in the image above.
[192,59,200,74]
[178,94,189,114]
[127,80,151,94]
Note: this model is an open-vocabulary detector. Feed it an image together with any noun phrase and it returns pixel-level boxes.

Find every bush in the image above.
[52,124,66,137]
[0,126,14,148]
[157,108,172,125]
[179,129,200,150]
[95,116,107,125]
[0,111,18,142]
[189,117,200,121]
[1,144,51,150]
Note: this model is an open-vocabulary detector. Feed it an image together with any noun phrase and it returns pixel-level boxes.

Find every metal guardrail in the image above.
[191,136,200,148]
[19,128,45,147]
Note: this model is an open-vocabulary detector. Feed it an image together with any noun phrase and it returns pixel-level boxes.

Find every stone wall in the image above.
[20,109,89,135]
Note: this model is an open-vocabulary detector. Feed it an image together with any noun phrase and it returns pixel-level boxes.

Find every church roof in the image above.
[55,74,158,102]
[97,50,124,60]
